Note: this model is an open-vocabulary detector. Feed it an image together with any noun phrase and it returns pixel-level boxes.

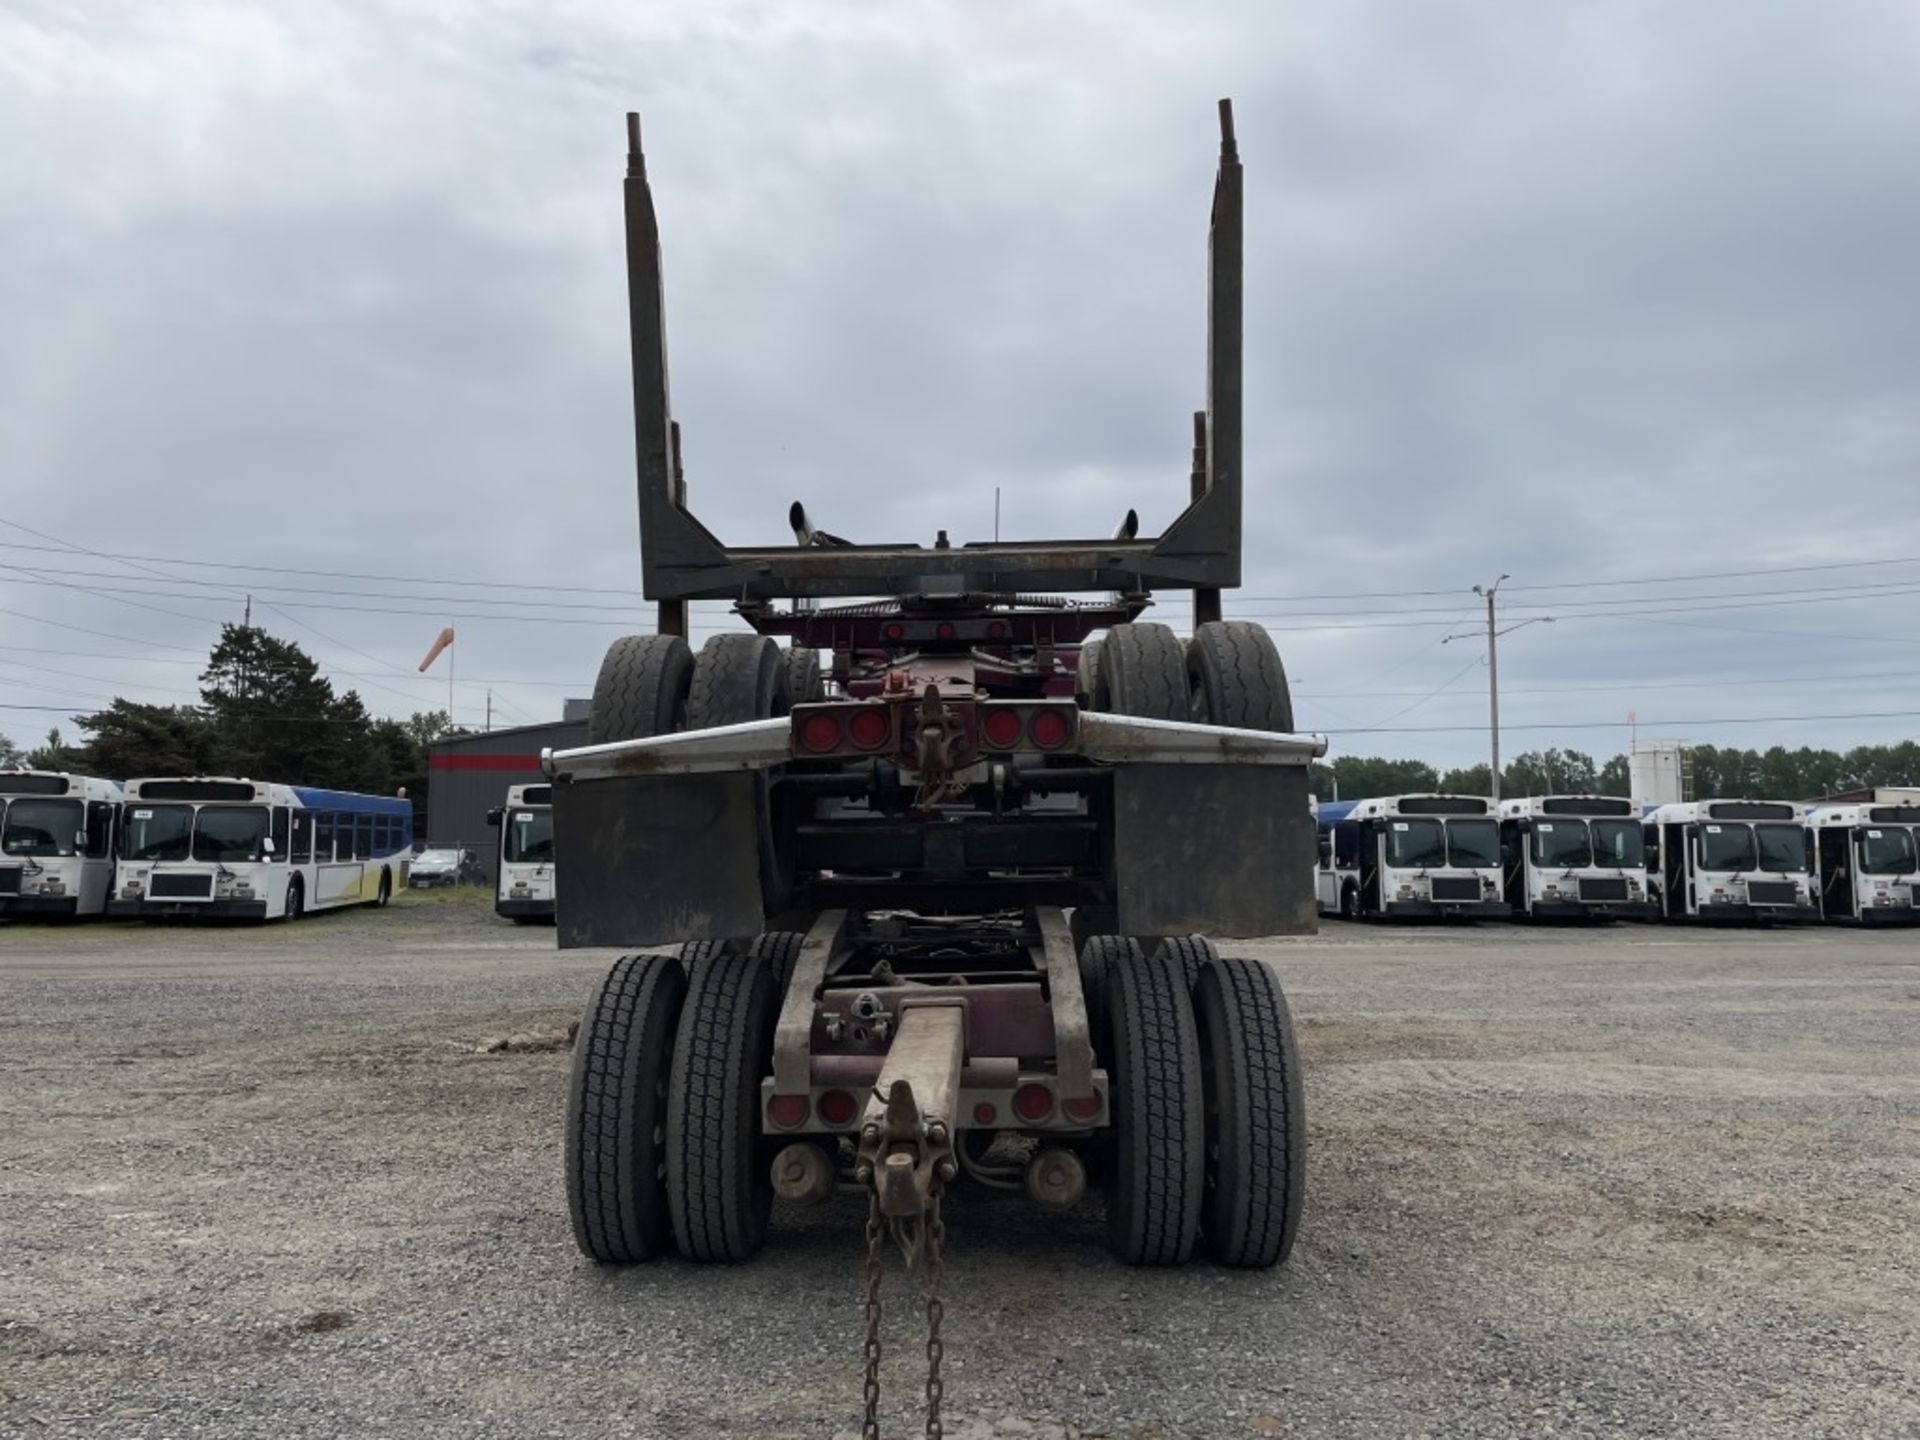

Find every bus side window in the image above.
[85,802,115,858]
[381,816,397,856]
[356,815,372,860]
[291,811,313,864]
[1642,825,1659,872]
[316,812,335,862]
[271,807,289,863]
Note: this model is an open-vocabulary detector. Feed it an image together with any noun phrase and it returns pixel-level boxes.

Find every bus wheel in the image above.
[1195,955,1305,1268]
[567,953,688,1263]
[375,869,392,907]
[1186,621,1293,731]
[1340,883,1360,921]
[285,878,305,923]
[1104,942,1204,1266]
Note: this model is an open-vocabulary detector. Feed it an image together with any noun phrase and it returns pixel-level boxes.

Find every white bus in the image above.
[1805,801,1920,926]
[488,782,555,923]
[1315,795,1510,920]
[1642,800,1818,923]
[112,777,413,921]
[1496,795,1658,921]
[0,771,125,919]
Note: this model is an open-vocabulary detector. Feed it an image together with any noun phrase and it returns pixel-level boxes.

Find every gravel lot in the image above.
[3,895,1918,1439]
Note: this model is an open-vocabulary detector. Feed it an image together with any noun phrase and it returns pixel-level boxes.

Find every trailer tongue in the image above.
[549,101,1325,1437]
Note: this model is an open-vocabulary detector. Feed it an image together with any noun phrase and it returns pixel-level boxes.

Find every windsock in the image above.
[418,626,455,672]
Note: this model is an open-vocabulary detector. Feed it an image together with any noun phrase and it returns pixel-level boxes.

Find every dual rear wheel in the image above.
[565,942,780,1265]
[1085,936,1306,1269]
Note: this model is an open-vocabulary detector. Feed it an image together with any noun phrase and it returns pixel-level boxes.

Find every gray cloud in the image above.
[5,0,1920,768]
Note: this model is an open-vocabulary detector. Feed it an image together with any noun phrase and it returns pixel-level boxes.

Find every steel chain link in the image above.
[924,1189,947,1440]
[863,1193,884,1440]
[859,1179,950,1439]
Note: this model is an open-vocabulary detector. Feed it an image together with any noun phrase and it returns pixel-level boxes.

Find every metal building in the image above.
[426,719,586,883]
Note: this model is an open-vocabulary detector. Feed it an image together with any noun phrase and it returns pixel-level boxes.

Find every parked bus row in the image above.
[1314,793,1920,926]
[1,771,556,924]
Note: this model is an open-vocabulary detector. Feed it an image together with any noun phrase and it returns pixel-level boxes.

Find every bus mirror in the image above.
[76,831,89,851]
[486,808,502,827]
[261,837,276,855]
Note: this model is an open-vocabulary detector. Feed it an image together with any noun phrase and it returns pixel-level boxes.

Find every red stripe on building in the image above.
[429,753,544,773]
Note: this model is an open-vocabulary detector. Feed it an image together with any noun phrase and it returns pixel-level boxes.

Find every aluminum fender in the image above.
[1076,712,1327,766]
[542,718,791,782]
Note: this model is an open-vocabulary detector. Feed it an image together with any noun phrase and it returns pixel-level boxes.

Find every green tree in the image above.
[1320,755,1440,801]
[200,625,341,783]
[1598,753,1630,795]
[1501,748,1600,797]
[25,727,77,770]
[0,732,26,769]
[1438,762,1491,795]
[68,703,218,780]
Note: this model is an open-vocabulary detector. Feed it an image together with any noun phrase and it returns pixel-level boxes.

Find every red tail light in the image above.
[980,707,1024,750]
[847,708,891,750]
[767,1093,809,1130]
[798,713,842,753]
[1012,1083,1054,1123]
[817,1089,858,1127]
[1028,707,1071,749]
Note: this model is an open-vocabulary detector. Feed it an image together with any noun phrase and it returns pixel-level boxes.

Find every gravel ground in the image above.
[3,894,1918,1438]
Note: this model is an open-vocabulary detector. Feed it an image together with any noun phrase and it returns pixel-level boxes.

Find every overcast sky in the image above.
[5,0,1920,771]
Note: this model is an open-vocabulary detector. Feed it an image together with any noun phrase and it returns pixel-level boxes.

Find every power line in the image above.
[5,534,1918,604]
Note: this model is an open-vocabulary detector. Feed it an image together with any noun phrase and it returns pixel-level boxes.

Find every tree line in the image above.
[2,625,455,797]
[1310,742,1920,804]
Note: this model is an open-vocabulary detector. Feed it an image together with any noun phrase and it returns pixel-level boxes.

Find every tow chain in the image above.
[860,1187,948,1439]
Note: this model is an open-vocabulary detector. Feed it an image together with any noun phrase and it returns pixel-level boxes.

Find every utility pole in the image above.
[1445,575,1554,805]
[1481,577,1504,802]
[485,689,492,733]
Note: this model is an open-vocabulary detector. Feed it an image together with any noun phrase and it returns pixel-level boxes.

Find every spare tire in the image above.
[1095,622,1188,721]
[589,635,694,744]
[784,646,826,706]
[687,634,791,729]
[1187,621,1294,732]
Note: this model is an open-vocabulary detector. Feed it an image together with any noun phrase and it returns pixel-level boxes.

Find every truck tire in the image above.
[1074,639,1103,710]
[1104,945,1205,1266]
[785,646,826,706]
[1194,955,1306,1268]
[566,953,688,1264]
[589,635,694,744]
[1156,935,1213,993]
[1077,934,1138,1061]
[687,634,792,728]
[1094,622,1188,721]
[1187,620,1294,732]
[666,947,779,1262]
[750,930,805,993]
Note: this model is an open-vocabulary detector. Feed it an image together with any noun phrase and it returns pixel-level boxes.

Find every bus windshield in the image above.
[121,805,194,862]
[193,806,270,863]
[505,810,554,864]
[1590,819,1646,869]
[1385,818,1447,868]
[1446,818,1500,869]
[1697,823,1756,872]
[1754,823,1804,874]
[1858,826,1917,876]
[2,798,82,857]
[1530,820,1591,869]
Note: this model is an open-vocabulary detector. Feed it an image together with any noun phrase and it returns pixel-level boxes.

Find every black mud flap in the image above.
[1110,764,1315,938]
[553,774,765,947]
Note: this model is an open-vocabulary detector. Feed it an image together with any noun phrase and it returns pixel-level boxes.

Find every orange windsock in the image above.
[418,626,455,672]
